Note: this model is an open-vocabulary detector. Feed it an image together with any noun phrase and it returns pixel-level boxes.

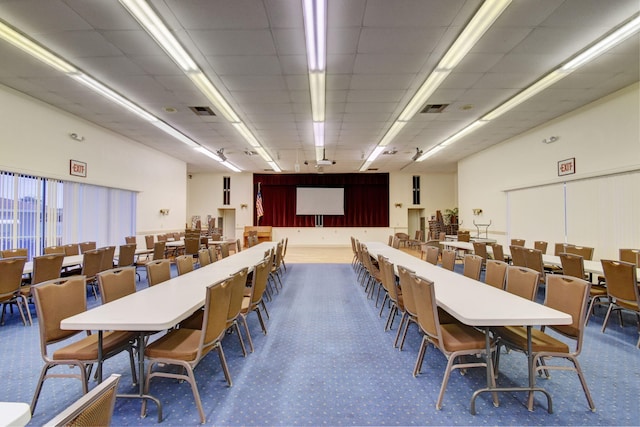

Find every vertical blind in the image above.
[0,170,135,259]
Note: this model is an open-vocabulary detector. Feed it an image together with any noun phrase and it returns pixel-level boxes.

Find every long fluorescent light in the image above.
[267,161,282,173]
[188,71,240,123]
[232,123,261,148]
[302,0,327,72]
[309,72,326,122]
[195,146,223,162]
[378,121,408,147]
[313,122,324,147]
[415,145,444,162]
[153,121,199,148]
[398,71,450,121]
[119,0,197,72]
[439,120,487,147]
[222,161,241,172]
[562,14,640,71]
[437,0,512,71]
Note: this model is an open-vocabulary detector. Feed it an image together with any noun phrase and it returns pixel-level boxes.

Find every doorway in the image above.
[408,208,424,241]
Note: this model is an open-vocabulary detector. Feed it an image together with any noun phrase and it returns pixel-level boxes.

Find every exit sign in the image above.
[70,159,87,177]
[558,158,575,176]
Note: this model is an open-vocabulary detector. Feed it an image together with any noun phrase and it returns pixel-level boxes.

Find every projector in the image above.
[317,159,335,166]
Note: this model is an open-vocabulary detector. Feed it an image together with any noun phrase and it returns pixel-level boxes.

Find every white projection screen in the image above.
[296,187,344,215]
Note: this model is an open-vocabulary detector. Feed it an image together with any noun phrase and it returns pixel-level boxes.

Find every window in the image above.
[223,176,230,205]
[412,175,420,205]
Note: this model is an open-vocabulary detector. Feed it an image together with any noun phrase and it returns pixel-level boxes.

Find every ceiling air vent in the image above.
[382,148,397,155]
[367,168,378,171]
[420,103,449,114]
[244,149,258,156]
[189,106,216,116]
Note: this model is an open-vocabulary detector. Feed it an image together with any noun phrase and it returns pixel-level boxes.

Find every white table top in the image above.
[61,242,277,332]
[439,241,475,251]
[363,242,571,327]
[0,402,31,427]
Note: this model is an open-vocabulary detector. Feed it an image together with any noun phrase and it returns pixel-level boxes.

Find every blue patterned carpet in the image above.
[1,262,639,426]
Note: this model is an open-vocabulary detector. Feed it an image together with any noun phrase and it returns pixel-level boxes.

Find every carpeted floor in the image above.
[2,261,640,426]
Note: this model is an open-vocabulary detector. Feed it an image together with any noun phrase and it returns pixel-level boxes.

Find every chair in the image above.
[220,241,230,258]
[125,235,136,244]
[463,254,483,280]
[378,256,403,334]
[99,246,116,272]
[30,276,136,415]
[63,244,80,256]
[484,260,508,289]
[410,273,496,410]
[488,243,506,263]
[493,275,595,411]
[82,249,104,299]
[20,253,65,324]
[424,245,440,265]
[504,266,540,301]
[135,241,166,280]
[116,244,137,268]
[472,241,489,265]
[510,238,525,247]
[394,232,410,247]
[176,255,195,276]
[269,241,284,291]
[440,249,456,271]
[360,245,382,301]
[281,237,289,271]
[407,230,424,249]
[0,257,29,326]
[79,241,96,254]
[396,265,419,350]
[457,231,470,242]
[239,257,271,352]
[533,241,548,254]
[142,277,233,424]
[523,248,545,285]
[208,246,218,263]
[391,235,401,249]
[197,248,211,267]
[553,243,567,256]
[619,248,640,266]
[565,245,594,260]
[560,253,607,324]
[146,259,172,286]
[600,260,640,347]
[1,248,27,258]
[184,238,200,258]
[44,246,65,255]
[43,374,121,427]
[144,235,155,251]
[509,245,527,267]
[97,267,137,304]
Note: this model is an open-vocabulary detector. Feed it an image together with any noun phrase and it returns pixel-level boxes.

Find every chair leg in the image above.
[570,357,596,411]
[254,307,268,335]
[233,322,247,357]
[216,343,232,387]
[128,347,138,386]
[413,336,429,377]
[601,303,615,333]
[240,315,254,353]
[394,312,407,348]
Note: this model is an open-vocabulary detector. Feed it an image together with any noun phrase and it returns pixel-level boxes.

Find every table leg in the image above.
[97,331,103,383]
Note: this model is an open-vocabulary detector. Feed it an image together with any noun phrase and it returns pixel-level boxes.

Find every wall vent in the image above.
[420,103,449,114]
[189,106,216,116]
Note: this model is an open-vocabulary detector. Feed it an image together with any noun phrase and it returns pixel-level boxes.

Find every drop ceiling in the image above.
[0,0,638,174]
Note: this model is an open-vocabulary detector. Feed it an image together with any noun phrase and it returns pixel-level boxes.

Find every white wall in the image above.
[458,83,640,257]
[0,84,187,245]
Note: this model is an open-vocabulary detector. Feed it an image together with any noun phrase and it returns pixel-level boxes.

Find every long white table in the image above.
[363,241,571,413]
[61,241,277,421]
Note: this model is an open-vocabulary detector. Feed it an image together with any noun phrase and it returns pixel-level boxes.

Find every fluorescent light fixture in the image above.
[302,0,327,72]
[398,71,450,121]
[309,72,326,122]
[222,161,241,172]
[0,21,78,73]
[379,121,408,147]
[416,145,445,162]
[232,123,261,148]
[119,0,197,72]
[254,146,272,162]
[153,121,199,148]
[71,74,158,122]
[267,161,282,173]
[482,70,566,121]
[562,14,640,71]
[194,146,223,162]
[315,146,325,162]
[366,146,385,163]
[189,72,240,123]
[439,120,487,146]
[437,0,512,71]
[358,161,372,172]
[313,122,324,147]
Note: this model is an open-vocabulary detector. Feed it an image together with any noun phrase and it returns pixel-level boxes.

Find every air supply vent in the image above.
[420,103,449,114]
[382,148,397,155]
[189,106,216,116]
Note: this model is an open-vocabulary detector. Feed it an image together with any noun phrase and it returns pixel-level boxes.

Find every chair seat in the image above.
[53,331,136,360]
[145,328,202,361]
[590,284,607,297]
[494,325,570,353]
[440,323,487,352]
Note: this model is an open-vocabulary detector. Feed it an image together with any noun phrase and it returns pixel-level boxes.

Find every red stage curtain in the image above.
[253,174,389,227]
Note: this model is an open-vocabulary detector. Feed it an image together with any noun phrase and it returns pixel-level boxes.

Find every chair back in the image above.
[509,245,526,267]
[99,246,116,272]
[273,241,284,271]
[397,265,417,318]
[441,249,456,271]
[200,279,233,359]
[117,244,137,267]
[484,260,507,289]
[145,235,155,250]
[208,246,218,263]
[0,257,27,298]
[79,241,96,254]
[1,248,28,258]
[533,241,548,254]
[156,234,167,242]
[63,244,80,256]
[125,236,136,244]
[544,275,590,351]
[457,231,470,242]
[472,242,488,264]
[97,267,136,304]
[505,266,539,301]
[379,256,401,308]
[601,260,639,307]
[559,252,585,279]
[391,235,400,249]
[198,249,211,267]
[31,253,65,285]
[146,259,171,286]
[565,245,594,260]
[32,276,87,347]
[410,274,441,343]
[425,245,439,265]
[619,248,640,266]
[463,254,483,280]
[554,242,567,256]
[220,242,230,258]
[523,248,545,278]
[438,232,446,241]
[152,241,166,260]
[226,268,249,325]
[249,257,271,306]
[44,246,65,255]
[184,238,200,256]
[176,255,194,275]
[282,237,289,258]
[82,249,104,279]
[489,243,504,261]
[43,374,121,427]
[510,238,525,247]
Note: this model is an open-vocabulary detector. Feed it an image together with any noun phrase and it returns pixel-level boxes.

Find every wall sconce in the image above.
[159,208,170,216]
[240,204,248,209]
[472,208,483,216]
[394,203,403,208]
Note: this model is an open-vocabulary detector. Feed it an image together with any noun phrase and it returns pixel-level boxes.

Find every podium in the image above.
[243,226,272,247]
